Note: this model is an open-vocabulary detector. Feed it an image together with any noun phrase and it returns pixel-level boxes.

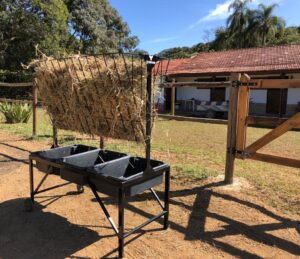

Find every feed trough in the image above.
[32,144,96,175]
[88,156,167,197]
[26,53,170,258]
[60,149,129,185]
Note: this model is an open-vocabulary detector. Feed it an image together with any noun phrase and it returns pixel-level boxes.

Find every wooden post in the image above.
[100,136,105,149]
[235,74,250,152]
[171,79,175,115]
[32,83,38,137]
[224,73,241,184]
[53,125,58,148]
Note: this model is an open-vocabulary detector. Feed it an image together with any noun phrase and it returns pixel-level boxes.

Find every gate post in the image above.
[225,73,241,184]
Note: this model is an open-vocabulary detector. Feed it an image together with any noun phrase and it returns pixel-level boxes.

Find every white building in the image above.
[157,44,300,117]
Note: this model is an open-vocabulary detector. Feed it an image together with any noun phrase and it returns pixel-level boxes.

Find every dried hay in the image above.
[34,54,153,142]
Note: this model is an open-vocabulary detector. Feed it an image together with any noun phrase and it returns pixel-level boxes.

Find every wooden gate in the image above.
[225,74,300,183]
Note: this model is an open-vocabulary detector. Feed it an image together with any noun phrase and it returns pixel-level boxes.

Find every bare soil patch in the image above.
[0,132,299,258]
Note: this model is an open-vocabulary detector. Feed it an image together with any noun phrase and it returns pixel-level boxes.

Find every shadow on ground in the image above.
[120,181,300,258]
[0,198,101,259]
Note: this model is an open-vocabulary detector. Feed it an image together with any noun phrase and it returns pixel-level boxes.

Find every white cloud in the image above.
[189,0,232,29]
[148,37,178,44]
[189,0,284,29]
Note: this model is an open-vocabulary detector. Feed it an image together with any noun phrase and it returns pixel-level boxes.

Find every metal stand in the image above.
[25,158,79,211]
[26,54,171,258]
[88,169,170,258]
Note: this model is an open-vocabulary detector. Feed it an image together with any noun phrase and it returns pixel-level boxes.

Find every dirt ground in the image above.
[0,131,299,259]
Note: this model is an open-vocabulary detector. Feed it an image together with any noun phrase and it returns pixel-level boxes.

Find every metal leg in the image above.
[29,159,34,203]
[164,169,170,230]
[88,181,119,235]
[118,188,125,258]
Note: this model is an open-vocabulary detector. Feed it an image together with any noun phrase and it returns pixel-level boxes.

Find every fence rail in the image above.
[0,98,32,104]
[0,82,33,87]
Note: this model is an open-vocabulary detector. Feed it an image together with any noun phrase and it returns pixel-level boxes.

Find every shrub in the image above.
[0,102,32,123]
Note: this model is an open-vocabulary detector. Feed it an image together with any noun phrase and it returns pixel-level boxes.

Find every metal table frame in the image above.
[28,155,170,258]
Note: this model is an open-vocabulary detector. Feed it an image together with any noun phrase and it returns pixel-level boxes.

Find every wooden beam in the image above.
[248,153,300,168]
[171,79,175,116]
[249,79,300,89]
[225,73,241,184]
[245,112,300,155]
[246,116,300,129]
[159,81,231,89]
[158,114,227,125]
[0,82,33,87]
[236,74,250,151]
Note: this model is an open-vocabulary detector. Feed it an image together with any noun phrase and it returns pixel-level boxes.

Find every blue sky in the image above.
[109,0,300,54]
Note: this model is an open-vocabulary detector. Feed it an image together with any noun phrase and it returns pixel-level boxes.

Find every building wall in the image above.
[163,73,300,115]
[177,87,210,101]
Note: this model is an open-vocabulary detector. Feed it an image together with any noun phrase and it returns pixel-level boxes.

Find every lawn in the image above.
[0,108,299,215]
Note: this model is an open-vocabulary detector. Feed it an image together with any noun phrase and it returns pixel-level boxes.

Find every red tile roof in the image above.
[153,58,190,76]
[161,44,300,76]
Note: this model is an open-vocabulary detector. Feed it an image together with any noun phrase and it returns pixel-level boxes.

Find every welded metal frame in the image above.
[29,156,73,203]
[29,154,170,258]
[87,168,170,258]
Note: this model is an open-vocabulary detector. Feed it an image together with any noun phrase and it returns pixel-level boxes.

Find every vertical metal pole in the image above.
[118,188,125,258]
[29,158,34,203]
[146,60,155,171]
[32,83,38,137]
[164,168,170,230]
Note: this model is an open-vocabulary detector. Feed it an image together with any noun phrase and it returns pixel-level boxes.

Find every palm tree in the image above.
[253,4,285,46]
[227,0,252,48]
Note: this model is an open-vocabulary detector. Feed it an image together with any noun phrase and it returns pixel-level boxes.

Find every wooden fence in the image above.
[159,74,300,183]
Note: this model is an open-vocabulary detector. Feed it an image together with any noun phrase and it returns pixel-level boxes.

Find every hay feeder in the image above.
[25,53,170,258]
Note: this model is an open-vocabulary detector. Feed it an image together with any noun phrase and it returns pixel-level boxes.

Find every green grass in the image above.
[0,108,299,214]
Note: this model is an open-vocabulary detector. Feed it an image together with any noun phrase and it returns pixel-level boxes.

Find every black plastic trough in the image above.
[60,149,129,185]
[31,144,96,175]
[88,156,167,197]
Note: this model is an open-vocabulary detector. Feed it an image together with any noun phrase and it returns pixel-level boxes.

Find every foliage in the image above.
[157,43,210,59]
[64,0,139,54]
[0,102,32,123]
[268,26,300,45]
[227,0,253,48]
[158,47,194,59]
[0,0,69,70]
[0,0,139,81]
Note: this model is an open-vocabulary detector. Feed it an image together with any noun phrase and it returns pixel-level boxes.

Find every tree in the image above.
[227,0,252,48]
[65,0,139,54]
[157,47,193,59]
[268,26,300,45]
[0,0,139,83]
[210,27,233,50]
[252,3,285,46]
[0,0,69,70]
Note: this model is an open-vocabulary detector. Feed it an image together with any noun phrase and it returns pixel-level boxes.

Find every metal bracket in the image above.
[237,81,258,87]
[231,80,239,88]
[227,147,237,155]
[236,150,251,159]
